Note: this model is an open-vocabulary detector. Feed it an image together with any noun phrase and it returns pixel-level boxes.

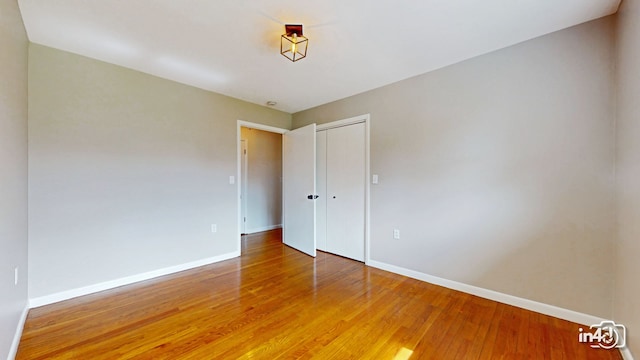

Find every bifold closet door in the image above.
[326,123,365,261]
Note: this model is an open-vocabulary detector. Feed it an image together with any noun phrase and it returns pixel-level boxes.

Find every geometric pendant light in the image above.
[281,24,308,62]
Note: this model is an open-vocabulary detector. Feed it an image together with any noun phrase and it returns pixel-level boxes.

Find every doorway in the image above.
[236,121,288,254]
[240,127,283,235]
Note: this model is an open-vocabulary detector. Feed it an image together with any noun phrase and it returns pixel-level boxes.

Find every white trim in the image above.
[316,114,367,131]
[367,259,608,326]
[236,120,288,256]
[246,224,282,234]
[29,252,239,308]
[620,347,635,360]
[237,120,288,135]
[364,115,371,265]
[8,303,29,360]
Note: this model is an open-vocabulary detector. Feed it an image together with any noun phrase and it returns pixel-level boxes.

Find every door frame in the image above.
[316,114,371,264]
[236,120,288,254]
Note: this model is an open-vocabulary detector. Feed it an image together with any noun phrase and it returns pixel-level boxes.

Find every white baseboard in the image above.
[8,303,29,360]
[29,251,240,308]
[620,347,635,360]
[246,224,282,234]
[367,259,607,326]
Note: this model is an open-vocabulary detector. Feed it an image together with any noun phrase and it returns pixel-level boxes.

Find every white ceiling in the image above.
[18,0,620,113]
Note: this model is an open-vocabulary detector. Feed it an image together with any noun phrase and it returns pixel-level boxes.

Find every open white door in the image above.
[283,123,317,257]
[240,139,248,234]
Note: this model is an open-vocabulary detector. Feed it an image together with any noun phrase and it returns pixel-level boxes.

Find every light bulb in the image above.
[291,33,297,56]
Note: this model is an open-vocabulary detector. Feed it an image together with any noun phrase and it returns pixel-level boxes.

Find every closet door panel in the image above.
[316,130,328,252]
[326,123,365,261]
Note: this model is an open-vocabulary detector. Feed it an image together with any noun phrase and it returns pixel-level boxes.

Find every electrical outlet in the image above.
[211,224,217,233]
[14,267,18,285]
[393,229,400,239]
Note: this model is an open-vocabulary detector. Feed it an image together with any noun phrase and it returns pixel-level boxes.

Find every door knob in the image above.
[307,195,319,200]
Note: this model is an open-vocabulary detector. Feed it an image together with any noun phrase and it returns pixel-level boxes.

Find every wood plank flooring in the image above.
[17,229,622,359]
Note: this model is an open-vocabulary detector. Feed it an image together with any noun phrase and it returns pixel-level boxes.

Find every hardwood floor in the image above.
[17,229,622,359]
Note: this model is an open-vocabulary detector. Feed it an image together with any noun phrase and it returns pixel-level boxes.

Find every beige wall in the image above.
[240,127,282,233]
[294,17,616,318]
[0,0,28,357]
[28,44,291,299]
[615,0,640,355]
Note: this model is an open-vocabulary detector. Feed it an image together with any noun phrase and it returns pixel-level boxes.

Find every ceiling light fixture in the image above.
[281,24,308,62]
